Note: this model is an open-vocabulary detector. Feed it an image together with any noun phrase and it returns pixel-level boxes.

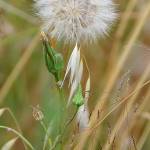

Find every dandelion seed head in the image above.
[34,0,117,44]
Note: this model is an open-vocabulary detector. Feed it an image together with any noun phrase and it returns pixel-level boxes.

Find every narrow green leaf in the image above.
[43,122,53,150]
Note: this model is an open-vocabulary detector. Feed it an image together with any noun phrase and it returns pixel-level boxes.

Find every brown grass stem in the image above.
[0,34,40,104]
[103,62,150,150]
[117,85,150,149]
[108,0,137,71]
[76,2,150,149]
[74,79,150,150]
[137,121,150,150]
[0,0,38,24]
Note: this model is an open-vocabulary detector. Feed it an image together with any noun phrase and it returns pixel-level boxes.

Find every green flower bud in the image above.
[42,34,64,82]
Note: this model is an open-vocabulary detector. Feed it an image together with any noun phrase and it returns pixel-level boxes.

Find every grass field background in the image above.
[0,0,150,149]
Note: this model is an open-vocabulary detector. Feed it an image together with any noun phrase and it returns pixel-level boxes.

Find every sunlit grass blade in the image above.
[1,137,18,150]
[0,126,35,150]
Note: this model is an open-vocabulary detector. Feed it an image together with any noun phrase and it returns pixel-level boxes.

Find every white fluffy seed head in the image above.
[77,104,89,131]
[34,0,117,44]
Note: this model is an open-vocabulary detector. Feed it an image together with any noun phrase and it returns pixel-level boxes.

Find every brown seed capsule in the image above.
[32,105,44,121]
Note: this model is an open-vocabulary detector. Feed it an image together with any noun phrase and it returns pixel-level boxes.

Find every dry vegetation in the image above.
[0,0,150,149]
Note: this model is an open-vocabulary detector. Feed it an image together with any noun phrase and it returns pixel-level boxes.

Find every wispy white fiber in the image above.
[34,0,117,43]
[77,104,89,131]
[77,77,91,131]
[61,44,83,105]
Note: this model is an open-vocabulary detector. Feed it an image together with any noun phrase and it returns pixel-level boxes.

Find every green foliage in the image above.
[43,39,64,82]
[0,0,150,149]
[72,85,84,107]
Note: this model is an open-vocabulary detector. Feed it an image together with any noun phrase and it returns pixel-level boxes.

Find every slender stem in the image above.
[60,107,78,143]
[0,34,39,105]
[0,0,38,24]
[0,125,35,150]
[76,2,150,149]
[49,107,78,150]
[57,87,66,150]
[64,107,78,130]
[6,108,28,150]
[40,121,52,150]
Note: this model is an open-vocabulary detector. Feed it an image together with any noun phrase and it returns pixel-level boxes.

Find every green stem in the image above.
[0,125,35,150]
[62,107,78,135]
[6,108,28,150]
[40,121,52,150]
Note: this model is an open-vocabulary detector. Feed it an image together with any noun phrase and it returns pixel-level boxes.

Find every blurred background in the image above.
[0,0,150,149]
